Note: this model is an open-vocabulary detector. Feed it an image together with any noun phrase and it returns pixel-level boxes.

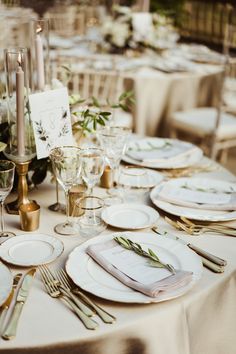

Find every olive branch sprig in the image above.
[114,236,175,274]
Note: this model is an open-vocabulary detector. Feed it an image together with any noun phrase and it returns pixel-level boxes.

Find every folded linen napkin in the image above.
[126,140,198,164]
[87,240,192,298]
[158,183,236,211]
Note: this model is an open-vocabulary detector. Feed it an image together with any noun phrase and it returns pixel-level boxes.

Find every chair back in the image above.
[52,59,124,106]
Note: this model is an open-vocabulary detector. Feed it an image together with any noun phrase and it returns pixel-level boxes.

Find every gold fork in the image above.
[165,216,236,237]
[56,269,116,324]
[39,265,94,317]
[39,266,98,330]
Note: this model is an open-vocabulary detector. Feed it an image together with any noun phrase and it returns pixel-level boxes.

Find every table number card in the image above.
[29,87,73,159]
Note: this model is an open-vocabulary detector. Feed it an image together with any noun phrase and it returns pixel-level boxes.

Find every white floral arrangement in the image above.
[101,6,179,53]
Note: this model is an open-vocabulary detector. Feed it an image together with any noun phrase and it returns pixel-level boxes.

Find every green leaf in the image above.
[91,96,100,108]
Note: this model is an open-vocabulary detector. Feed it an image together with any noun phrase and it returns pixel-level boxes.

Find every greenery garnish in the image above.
[181,183,235,194]
[114,236,175,274]
[129,140,172,152]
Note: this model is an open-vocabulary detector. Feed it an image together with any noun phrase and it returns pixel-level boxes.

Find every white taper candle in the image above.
[35,27,45,91]
[16,55,25,156]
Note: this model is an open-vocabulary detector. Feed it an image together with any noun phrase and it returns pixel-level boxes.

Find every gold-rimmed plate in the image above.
[0,234,64,267]
[0,262,13,307]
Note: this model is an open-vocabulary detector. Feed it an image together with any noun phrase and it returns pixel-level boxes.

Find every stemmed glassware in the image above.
[80,147,105,196]
[50,146,81,235]
[97,126,131,202]
[0,161,15,237]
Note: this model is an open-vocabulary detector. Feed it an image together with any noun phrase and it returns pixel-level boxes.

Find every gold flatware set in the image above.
[161,164,219,178]
[165,216,236,237]
[0,265,116,339]
[39,265,116,330]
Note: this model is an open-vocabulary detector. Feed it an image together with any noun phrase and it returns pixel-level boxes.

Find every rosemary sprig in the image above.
[129,140,172,152]
[114,236,175,274]
[181,183,235,194]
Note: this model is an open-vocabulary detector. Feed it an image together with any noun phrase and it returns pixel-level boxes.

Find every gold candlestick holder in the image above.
[5,161,37,215]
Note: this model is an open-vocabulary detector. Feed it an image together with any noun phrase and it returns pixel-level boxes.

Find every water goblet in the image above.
[96,126,131,202]
[0,160,15,237]
[50,146,81,235]
[80,147,105,196]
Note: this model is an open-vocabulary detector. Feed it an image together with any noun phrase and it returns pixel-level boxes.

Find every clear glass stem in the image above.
[56,179,60,204]
[0,202,4,234]
[88,186,93,196]
[65,190,70,224]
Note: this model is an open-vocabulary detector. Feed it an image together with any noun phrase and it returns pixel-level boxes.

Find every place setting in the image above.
[123,137,203,169]
[150,177,236,222]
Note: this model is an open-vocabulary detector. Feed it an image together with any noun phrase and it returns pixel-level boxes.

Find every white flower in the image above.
[0,98,8,122]
[111,22,130,47]
[113,5,131,15]
[51,78,64,89]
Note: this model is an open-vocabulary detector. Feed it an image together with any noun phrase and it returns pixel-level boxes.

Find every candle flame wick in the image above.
[17,54,22,67]
[36,26,42,34]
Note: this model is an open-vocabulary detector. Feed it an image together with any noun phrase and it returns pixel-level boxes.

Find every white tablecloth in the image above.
[124,66,223,137]
[1,158,236,354]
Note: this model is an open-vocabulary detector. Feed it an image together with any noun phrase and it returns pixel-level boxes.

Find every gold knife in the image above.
[0,273,22,332]
[2,268,36,340]
[152,226,227,272]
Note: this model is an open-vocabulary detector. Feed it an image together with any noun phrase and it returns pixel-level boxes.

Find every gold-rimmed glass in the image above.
[118,165,151,202]
[50,146,81,235]
[96,126,131,202]
[80,147,105,196]
[0,160,15,237]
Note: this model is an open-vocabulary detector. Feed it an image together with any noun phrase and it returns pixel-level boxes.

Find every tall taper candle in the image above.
[16,55,25,156]
[35,26,45,91]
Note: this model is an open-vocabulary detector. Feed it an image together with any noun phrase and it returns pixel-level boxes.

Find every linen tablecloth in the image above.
[124,67,223,137]
[0,158,236,354]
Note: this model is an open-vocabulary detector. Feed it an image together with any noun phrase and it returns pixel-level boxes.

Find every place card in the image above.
[29,87,73,159]
[100,245,170,284]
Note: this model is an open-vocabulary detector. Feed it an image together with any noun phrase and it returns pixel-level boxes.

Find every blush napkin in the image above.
[87,240,193,298]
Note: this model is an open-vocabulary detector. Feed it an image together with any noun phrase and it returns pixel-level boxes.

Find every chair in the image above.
[46,12,85,37]
[52,63,133,129]
[170,25,236,162]
[223,58,236,115]
[170,106,236,162]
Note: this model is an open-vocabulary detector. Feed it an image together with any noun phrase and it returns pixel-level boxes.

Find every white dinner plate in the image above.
[0,234,64,267]
[123,138,203,169]
[150,178,236,221]
[118,167,163,188]
[66,232,202,303]
[102,204,160,229]
[0,262,13,307]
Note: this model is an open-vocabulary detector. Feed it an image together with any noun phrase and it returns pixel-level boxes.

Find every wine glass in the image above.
[0,160,15,237]
[97,126,131,201]
[80,147,105,196]
[50,146,81,235]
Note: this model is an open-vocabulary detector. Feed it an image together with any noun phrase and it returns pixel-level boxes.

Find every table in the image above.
[124,66,223,137]
[1,157,236,354]
[51,45,224,138]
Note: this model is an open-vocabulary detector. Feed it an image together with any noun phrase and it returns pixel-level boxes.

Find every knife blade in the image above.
[0,273,22,332]
[2,269,36,340]
[152,226,227,270]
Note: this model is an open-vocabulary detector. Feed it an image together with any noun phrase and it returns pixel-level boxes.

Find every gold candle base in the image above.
[100,166,114,189]
[6,161,37,215]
